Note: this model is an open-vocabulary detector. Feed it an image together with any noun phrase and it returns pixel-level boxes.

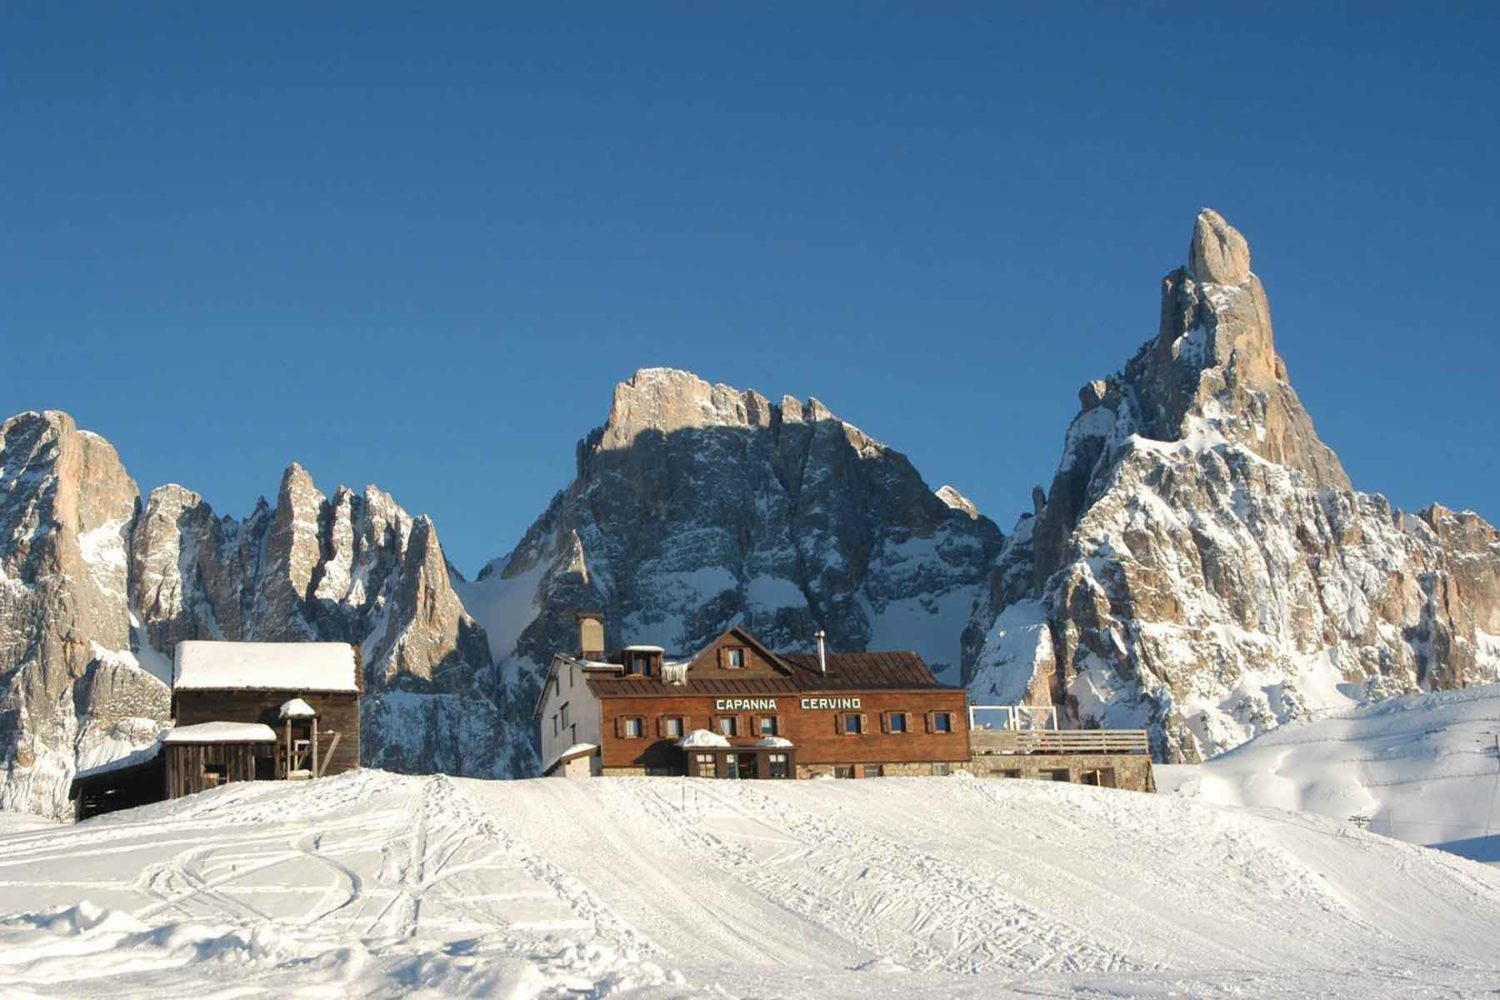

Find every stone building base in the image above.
[963,753,1155,792]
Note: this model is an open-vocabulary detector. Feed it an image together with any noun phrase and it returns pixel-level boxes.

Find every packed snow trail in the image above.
[4,771,1500,998]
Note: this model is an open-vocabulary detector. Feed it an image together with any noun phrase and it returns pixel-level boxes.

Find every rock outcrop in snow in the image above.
[967,209,1500,762]
[461,367,1003,723]
[0,417,526,816]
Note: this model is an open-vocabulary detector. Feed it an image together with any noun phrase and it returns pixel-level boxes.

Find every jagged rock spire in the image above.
[1188,208,1252,285]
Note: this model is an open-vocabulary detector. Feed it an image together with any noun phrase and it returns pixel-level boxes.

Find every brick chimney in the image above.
[576,611,605,660]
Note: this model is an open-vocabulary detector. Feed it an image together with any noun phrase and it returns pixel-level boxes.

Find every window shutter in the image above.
[834,714,845,735]
[903,712,912,733]
[925,711,936,733]
[656,716,665,738]
[879,712,890,734]
[614,716,624,739]
[859,714,869,736]
[774,715,782,736]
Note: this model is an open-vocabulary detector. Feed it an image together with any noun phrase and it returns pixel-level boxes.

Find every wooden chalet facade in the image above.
[535,618,972,779]
[70,641,363,819]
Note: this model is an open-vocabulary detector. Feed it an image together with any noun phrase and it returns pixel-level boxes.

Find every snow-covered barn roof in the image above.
[174,641,359,693]
[161,722,278,744]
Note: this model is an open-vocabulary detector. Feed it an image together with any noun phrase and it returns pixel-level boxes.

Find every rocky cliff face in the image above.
[0,418,526,817]
[967,210,1500,761]
[0,412,168,816]
[461,368,1004,720]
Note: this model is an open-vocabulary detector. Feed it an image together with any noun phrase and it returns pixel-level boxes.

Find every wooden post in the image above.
[283,719,291,778]
[311,717,319,779]
[319,732,341,777]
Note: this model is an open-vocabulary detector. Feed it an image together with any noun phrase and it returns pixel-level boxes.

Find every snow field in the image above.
[2,771,1500,997]
[1161,682,1500,864]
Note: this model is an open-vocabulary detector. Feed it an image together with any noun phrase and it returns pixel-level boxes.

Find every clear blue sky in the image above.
[4,5,1497,575]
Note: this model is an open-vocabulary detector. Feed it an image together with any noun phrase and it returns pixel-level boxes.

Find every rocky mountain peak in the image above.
[600,368,769,449]
[1187,207,1252,285]
[968,209,1500,764]
[464,367,1005,702]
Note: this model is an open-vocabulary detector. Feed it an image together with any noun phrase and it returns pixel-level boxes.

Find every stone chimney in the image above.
[576,611,605,660]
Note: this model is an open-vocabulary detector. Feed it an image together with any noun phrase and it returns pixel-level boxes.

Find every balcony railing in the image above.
[968,704,1150,756]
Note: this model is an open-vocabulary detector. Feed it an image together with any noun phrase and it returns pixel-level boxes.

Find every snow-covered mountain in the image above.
[1159,682,1500,865]
[458,366,1003,720]
[0,412,528,817]
[966,209,1500,762]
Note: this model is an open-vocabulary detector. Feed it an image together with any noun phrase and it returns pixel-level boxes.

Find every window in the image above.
[841,713,863,735]
[714,715,738,737]
[726,647,746,668]
[931,762,952,776]
[1044,768,1071,782]
[551,714,559,737]
[864,764,884,778]
[202,762,227,786]
[559,703,570,728]
[695,753,717,778]
[661,716,685,739]
[930,711,953,733]
[629,653,653,677]
[834,765,855,779]
[621,717,644,739]
[768,753,790,779]
[886,712,908,734]
[756,715,779,736]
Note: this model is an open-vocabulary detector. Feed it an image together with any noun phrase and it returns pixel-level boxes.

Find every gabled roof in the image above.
[589,649,947,697]
[533,652,625,718]
[174,641,360,693]
[704,625,797,674]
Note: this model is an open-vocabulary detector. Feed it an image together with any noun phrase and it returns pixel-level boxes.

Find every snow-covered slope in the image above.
[3,772,1500,998]
[461,367,1003,725]
[1160,682,1500,864]
[967,210,1500,762]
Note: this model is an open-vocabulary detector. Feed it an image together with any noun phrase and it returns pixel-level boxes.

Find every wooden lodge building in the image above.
[70,641,363,820]
[536,613,1155,790]
[536,615,974,780]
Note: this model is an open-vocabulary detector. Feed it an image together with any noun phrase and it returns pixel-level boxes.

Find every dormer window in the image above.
[723,646,747,669]
[623,645,663,679]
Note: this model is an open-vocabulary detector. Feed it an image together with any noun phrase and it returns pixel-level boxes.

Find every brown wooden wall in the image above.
[173,690,361,776]
[165,742,267,798]
[598,688,970,771]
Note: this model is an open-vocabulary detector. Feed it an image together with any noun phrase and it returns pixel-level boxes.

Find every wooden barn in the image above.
[170,640,363,786]
[70,640,363,819]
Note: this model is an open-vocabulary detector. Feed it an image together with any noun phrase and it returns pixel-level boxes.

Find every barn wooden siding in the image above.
[173,690,361,777]
[165,741,271,799]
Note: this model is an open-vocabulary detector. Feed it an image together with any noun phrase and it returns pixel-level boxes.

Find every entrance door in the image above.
[735,753,758,779]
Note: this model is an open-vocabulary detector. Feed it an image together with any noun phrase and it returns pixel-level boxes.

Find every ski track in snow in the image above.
[2,771,1500,997]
